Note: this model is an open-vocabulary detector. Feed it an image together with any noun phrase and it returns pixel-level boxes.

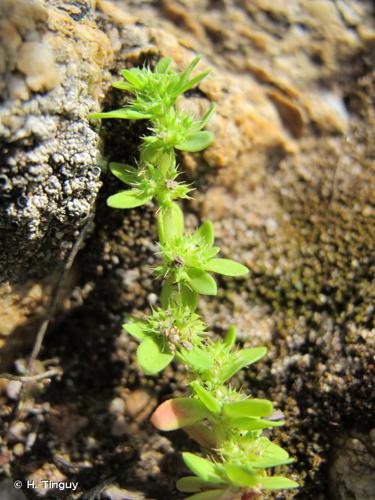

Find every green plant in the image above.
[89,55,298,499]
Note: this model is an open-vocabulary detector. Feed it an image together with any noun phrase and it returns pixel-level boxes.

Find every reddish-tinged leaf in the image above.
[151,398,209,431]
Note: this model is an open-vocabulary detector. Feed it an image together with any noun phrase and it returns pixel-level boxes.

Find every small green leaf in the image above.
[176,131,213,152]
[200,105,216,129]
[260,476,298,490]
[156,57,173,73]
[111,81,133,91]
[232,417,284,431]
[159,150,176,177]
[137,338,173,375]
[191,381,221,414]
[224,463,257,488]
[161,280,198,310]
[218,347,267,383]
[107,189,151,209]
[176,476,219,493]
[109,162,138,185]
[180,348,212,372]
[121,68,144,88]
[187,269,217,296]
[161,278,174,308]
[182,453,224,484]
[88,108,152,120]
[223,399,273,418]
[195,220,215,246]
[205,247,220,259]
[179,56,202,84]
[157,202,184,244]
[185,491,227,500]
[179,70,210,94]
[180,283,198,311]
[255,457,294,469]
[123,320,147,341]
[151,398,209,431]
[253,437,291,468]
[205,258,249,277]
[223,326,236,350]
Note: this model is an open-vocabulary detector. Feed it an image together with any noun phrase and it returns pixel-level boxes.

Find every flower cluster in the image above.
[89,56,297,499]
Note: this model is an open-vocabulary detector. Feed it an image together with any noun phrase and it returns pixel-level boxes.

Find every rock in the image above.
[17,41,60,92]
[102,484,146,500]
[12,443,25,457]
[329,431,375,500]
[8,422,27,443]
[109,397,126,415]
[125,389,157,424]
[5,380,22,400]
[0,0,112,367]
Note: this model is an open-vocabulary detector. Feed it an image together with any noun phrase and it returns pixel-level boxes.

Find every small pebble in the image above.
[6,381,22,400]
[109,397,126,415]
[13,443,25,456]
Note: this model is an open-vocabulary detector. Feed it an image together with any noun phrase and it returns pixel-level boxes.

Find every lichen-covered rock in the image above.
[0,0,112,283]
[0,1,374,499]
[0,0,112,362]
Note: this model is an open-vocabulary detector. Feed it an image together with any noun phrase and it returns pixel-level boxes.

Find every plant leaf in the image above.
[161,278,174,308]
[231,417,284,431]
[223,399,273,418]
[195,220,214,246]
[111,81,133,91]
[224,463,257,488]
[223,326,236,350]
[200,105,216,129]
[121,68,144,88]
[137,338,173,375]
[184,423,217,448]
[157,202,184,244]
[255,457,294,469]
[191,381,221,414]
[151,398,209,431]
[160,280,198,310]
[260,476,298,490]
[88,108,152,120]
[218,347,267,383]
[184,421,217,449]
[156,57,173,73]
[109,162,138,185]
[176,131,213,152]
[180,283,199,311]
[205,247,220,259]
[179,348,213,372]
[205,258,249,277]
[123,320,147,341]
[107,189,151,209]
[179,56,201,84]
[176,476,220,493]
[179,70,210,94]
[252,437,291,468]
[187,269,217,296]
[182,453,224,484]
